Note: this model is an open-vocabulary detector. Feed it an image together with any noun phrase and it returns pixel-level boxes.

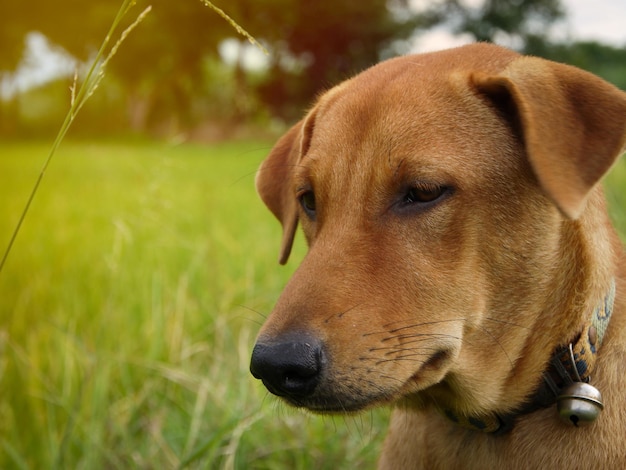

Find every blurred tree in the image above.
[0,3,28,72]
[250,0,439,119]
[104,0,232,132]
[227,0,567,119]
[1,0,590,133]
[0,0,441,128]
[436,0,564,46]
[0,0,233,133]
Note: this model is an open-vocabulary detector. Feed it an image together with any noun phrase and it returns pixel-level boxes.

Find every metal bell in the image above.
[556,382,604,426]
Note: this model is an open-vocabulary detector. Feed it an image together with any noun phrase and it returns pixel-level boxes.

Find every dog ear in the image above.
[256,120,307,264]
[472,57,626,219]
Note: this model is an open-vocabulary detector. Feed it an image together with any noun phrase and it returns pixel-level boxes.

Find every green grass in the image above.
[0,140,387,469]
[0,141,624,469]
[606,154,626,239]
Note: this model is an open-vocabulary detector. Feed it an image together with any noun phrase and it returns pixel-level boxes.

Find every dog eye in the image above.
[403,185,446,205]
[299,190,316,216]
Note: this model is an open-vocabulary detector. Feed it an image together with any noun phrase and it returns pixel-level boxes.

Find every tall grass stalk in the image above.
[0,0,151,274]
[201,0,268,55]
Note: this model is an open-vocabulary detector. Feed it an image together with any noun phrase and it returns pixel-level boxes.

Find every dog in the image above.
[249,43,626,468]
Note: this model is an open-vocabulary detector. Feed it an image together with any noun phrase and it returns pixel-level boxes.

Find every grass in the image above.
[0,140,387,469]
[606,155,626,239]
[0,140,624,469]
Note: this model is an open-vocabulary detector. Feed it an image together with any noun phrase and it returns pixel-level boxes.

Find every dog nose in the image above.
[250,334,324,399]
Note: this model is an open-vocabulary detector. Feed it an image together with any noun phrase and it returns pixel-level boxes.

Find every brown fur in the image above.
[251,43,626,468]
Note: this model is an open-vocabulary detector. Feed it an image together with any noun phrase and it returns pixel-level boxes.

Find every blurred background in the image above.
[2,0,625,140]
[0,1,625,468]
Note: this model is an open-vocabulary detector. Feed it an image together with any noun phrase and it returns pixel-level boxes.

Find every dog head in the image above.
[250,43,626,417]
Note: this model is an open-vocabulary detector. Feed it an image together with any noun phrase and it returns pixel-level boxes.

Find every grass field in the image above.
[0,140,624,469]
[0,140,388,469]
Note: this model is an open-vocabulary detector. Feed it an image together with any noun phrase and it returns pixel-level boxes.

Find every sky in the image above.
[414,0,626,52]
[561,0,626,45]
[3,0,626,98]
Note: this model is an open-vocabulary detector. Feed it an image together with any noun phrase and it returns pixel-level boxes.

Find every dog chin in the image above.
[281,370,455,415]
[281,390,398,414]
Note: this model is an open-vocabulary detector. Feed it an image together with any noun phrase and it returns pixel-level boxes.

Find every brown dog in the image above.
[250,43,626,468]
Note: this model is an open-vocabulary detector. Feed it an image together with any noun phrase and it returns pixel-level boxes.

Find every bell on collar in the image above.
[556,382,604,426]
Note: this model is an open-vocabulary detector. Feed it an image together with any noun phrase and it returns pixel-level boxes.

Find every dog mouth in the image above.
[282,395,376,413]
[251,338,455,413]
[277,384,399,413]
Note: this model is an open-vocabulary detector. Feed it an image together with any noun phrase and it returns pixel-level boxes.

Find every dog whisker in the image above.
[383,318,467,333]
[236,304,268,321]
[382,333,462,344]
[384,347,442,357]
[324,303,366,323]
[375,357,432,366]
[391,352,439,360]
[368,344,442,353]
[378,374,408,387]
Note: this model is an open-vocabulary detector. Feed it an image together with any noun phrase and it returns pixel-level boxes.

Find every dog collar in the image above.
[443,279,616,434]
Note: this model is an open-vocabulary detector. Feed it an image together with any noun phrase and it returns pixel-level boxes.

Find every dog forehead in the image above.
[310,46,516,145]
[316,59,446,127]
[303,56,516,181]
[306,73,447,167]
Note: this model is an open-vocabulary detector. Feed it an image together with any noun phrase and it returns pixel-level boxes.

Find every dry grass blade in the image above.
[200,0,268,55]
[0,0,151,274]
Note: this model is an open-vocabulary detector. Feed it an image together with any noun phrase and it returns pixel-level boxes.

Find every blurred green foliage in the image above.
[0,0,625,138]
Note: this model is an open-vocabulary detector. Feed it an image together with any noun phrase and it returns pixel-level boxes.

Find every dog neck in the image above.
[443,279,616,434]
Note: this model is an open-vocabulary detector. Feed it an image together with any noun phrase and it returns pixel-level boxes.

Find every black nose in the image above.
[250,333,324,399]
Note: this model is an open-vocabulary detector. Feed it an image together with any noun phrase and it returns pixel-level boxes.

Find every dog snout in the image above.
[250,333,324,400]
